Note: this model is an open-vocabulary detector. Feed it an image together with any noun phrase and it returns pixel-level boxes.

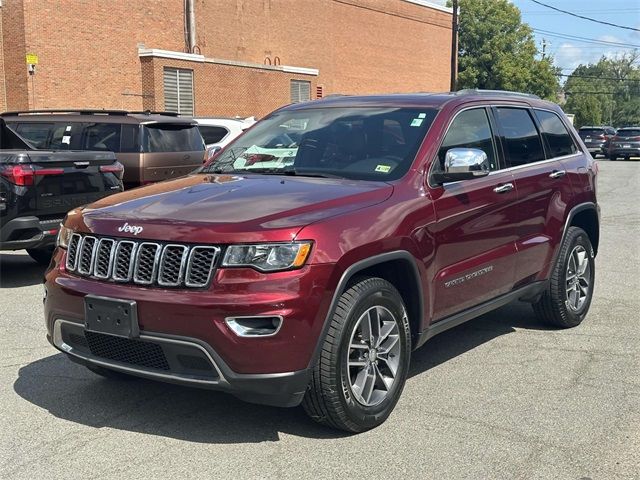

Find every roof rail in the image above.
[0,109,131,117]
[128,110,181,117]
[0,109,182,117]
[455,89,541,100]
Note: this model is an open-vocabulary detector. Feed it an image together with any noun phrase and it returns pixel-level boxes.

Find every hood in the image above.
[73,173,393,243]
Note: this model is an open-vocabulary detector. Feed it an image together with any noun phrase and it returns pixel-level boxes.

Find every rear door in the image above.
[493,107,576,285]
[140,123,205,183]
[428,107,518,320]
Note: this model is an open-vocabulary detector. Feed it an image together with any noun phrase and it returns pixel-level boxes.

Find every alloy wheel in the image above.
[565,245,591,312]
[346,305,402,407]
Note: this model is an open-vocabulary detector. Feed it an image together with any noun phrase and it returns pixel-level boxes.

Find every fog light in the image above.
[225,316,283,337]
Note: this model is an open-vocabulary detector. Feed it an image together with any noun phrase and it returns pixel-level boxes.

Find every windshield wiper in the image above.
[240,167,345,179]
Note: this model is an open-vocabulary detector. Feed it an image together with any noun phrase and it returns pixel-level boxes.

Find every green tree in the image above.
[564,51,640,128]
[452,0,560,99]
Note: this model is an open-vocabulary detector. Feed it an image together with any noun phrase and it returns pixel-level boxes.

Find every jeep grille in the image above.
[65,233,219,288]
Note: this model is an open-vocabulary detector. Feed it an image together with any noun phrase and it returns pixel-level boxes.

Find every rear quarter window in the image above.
[142,124,204,152]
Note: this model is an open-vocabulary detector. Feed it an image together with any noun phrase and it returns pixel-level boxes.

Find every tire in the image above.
[302,277,411,433]
[86,364,138,381]
[608,154,616,161]
[533,227,595,328]
[26,247,54,266]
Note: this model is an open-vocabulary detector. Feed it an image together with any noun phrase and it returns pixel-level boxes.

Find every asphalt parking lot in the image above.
[1,160,639,480]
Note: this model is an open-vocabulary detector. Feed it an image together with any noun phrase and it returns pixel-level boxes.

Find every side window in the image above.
[81,123,121,152]
[436,108,498,171]
[120,124,140,153]
[47,123,75,150]
[199,126,229,145]
[533,110,578,158]
[495,108,545,167]
[13,123,54,148]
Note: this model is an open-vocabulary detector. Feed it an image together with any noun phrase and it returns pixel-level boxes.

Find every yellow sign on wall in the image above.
[26,53,38,65]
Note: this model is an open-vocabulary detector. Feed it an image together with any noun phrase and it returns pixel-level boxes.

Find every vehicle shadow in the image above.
[14,302,550,443]
[0,252,47,288]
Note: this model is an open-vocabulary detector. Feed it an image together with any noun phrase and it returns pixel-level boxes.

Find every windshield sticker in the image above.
[65,125,72,132]
[418,113,427,119]
[410,118,423,127]
[62,135,71,144]
[375,165,391,173]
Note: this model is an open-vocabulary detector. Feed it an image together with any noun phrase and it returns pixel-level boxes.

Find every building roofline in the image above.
[402,0,453,14]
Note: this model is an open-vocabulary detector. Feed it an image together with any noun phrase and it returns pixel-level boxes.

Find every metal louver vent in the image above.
[163,67,194,115]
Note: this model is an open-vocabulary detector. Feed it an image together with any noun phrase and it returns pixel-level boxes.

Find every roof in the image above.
[281,90,559,112]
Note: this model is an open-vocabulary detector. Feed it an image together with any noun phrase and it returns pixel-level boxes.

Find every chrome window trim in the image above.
[133,242,162,285]
[428,103,585,189]
[93,238,116,279]
[52,318,226,385]
[157,244,189,287]
[185,246,220,288]
[111,240,138,282]
[77,235,98,276]
[65,233,82,271]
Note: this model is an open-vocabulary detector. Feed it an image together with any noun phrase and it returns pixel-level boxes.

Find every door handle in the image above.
[549,169,566,179]
[493,183,514,194]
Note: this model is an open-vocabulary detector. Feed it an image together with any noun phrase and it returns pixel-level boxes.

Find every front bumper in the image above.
[0,216,61,250]
[44,248,337,407]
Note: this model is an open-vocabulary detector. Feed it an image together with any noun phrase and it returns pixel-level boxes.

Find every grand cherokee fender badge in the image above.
[445,265,494,288]
[117,222,144,235]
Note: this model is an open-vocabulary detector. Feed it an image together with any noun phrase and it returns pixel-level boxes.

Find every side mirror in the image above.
[432,148,490,184]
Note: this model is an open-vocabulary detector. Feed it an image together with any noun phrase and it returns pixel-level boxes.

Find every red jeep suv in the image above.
[44,91,599,432]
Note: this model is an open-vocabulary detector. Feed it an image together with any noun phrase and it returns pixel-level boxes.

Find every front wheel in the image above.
[302,277,411,432]
[533,227,595,328]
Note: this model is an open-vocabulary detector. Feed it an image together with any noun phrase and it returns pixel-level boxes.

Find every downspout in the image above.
[186,0,196,53]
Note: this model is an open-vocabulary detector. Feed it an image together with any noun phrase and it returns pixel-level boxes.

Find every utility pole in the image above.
[450,0,459,91]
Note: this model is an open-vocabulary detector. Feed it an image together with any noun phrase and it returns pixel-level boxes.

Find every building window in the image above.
[290,80,311,103]
[163,67,194,115]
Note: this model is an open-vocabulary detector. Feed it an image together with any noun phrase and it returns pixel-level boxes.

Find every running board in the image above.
[414,281,548,349]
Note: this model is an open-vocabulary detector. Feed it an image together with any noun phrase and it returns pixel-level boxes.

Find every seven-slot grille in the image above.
[66,233,219,288]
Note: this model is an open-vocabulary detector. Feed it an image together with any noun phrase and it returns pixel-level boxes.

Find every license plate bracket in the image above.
[84,295,139,338]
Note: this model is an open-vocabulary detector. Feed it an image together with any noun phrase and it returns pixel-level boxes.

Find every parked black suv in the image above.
[0,118,123,264]
[608,127,640,160]
[578,126,616,157]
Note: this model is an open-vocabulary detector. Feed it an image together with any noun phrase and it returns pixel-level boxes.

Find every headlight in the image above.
[222,242,312,272]
[56,224,73,248]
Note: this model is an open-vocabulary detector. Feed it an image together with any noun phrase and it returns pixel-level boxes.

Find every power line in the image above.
[565,91,617,95]
[560,74,640,82]
[533,28,640,49]
[528,0,640,32]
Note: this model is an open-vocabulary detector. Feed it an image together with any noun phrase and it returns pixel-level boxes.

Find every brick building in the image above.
[0,0,453,117]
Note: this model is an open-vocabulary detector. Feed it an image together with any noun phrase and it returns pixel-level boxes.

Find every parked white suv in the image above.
[195,117,256,153]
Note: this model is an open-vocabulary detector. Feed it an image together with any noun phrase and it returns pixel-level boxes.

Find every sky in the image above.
[510,0,640,73]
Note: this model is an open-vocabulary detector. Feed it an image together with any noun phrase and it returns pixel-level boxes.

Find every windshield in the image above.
[201,107,437,181]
